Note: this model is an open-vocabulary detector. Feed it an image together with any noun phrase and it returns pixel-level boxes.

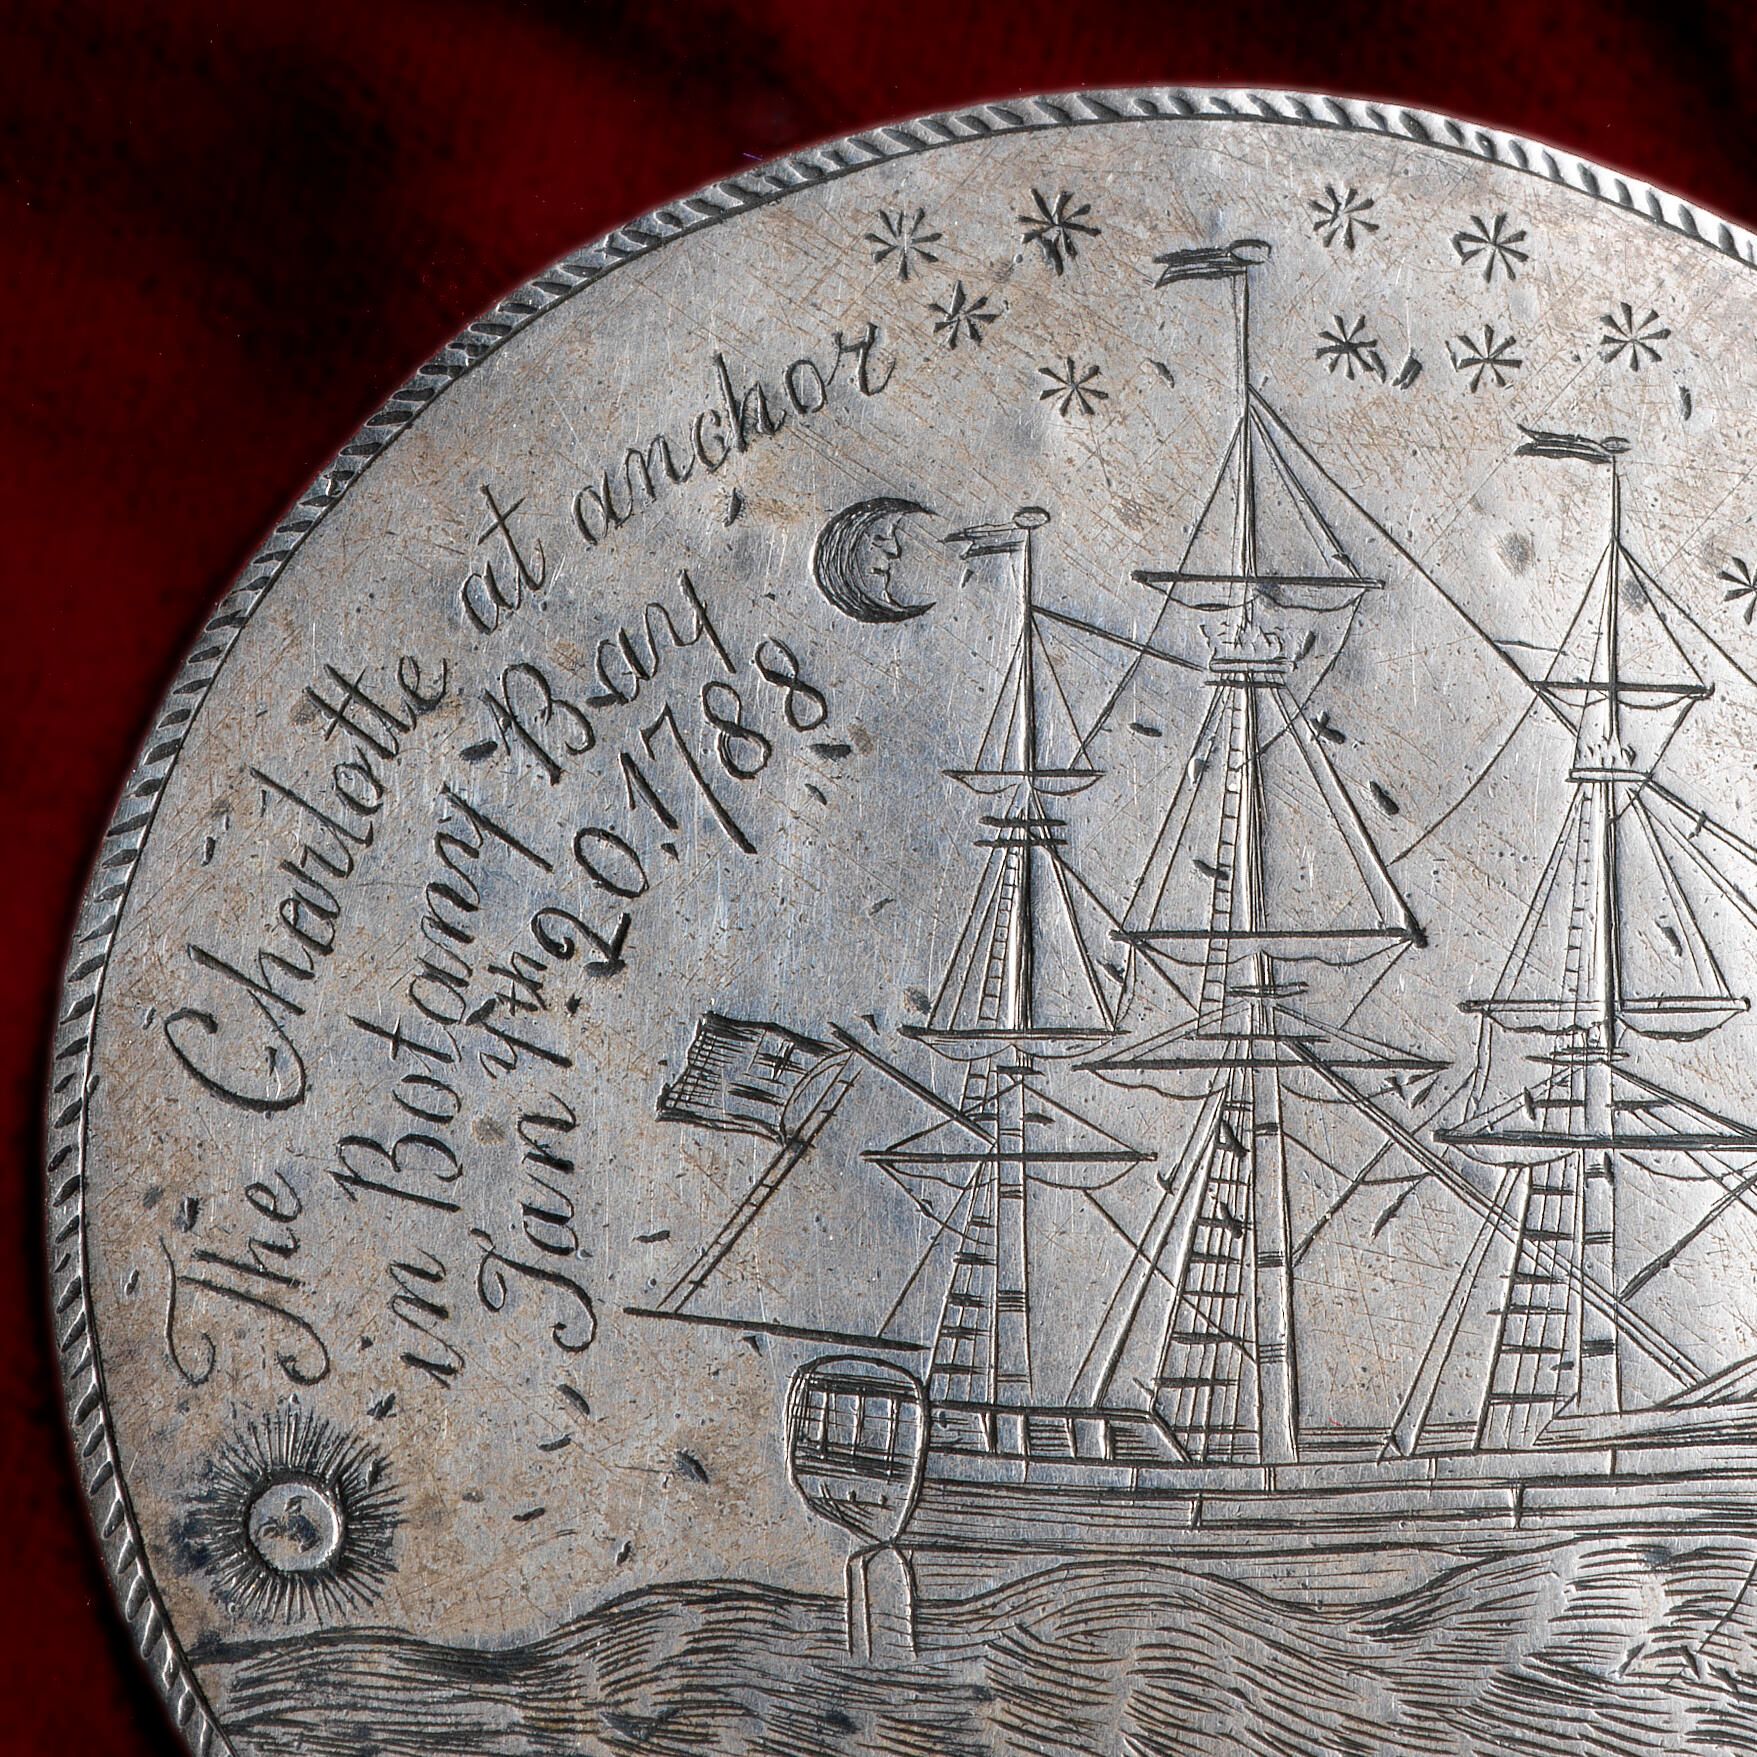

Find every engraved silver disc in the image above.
[53,90,1757,1756]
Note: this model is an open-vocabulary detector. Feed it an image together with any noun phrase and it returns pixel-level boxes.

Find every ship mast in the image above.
[1437,436,1757,1448]
[1085,241,1436,1469]
[876,508,1145,1452]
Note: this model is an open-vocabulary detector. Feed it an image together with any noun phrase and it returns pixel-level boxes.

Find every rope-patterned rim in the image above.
[43,87,1757,1753]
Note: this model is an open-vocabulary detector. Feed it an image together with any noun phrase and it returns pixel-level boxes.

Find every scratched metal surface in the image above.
[49,92,1757,1756]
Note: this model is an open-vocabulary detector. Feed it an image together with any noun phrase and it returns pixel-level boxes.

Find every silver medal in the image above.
[51,90,1757,1755]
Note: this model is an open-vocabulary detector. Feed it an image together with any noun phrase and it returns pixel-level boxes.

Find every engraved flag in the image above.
[657,1012,844,1142]
[1152,237,1271,286]
[943,519,1030,559]
[1514,425,1629,465]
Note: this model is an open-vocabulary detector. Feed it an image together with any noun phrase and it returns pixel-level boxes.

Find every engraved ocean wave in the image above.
[204,1540,1757,1756]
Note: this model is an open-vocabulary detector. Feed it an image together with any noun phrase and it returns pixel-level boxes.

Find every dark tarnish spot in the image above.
[636,1229,672,1244]
[823,1707,860,1734]
[905,986,932,1015]
[675,1450,710,1484]
[513,1507,546,1524]
[538,1434,572,1453]
[459,739,498,764]
[369,1392,397,1420]
[558,1384,591,1419]
[812,740,854,760]
[175,1194,201,1232]
[1129,719,1163,737]
[869,897,894,916]
[1370,781,1401,816]
[142,1184,163,1210]
[805,783,828,804]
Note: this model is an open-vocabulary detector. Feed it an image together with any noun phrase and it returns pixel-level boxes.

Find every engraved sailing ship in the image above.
[634,241,1757,1606]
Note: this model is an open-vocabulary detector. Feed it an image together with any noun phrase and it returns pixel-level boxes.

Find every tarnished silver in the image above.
[50,90,1757,1756]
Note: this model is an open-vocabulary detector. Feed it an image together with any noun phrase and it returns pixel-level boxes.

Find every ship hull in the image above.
[900,1444,1757,1606]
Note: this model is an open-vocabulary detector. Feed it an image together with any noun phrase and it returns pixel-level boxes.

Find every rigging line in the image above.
[1288,1068,1477,1263]
[1647,794,1757,937]
[1073,1180,1177,1393]
[1382,1165,1522,1461]
[1390,695,1538,867]
[1251,402,1359,572]
[1627,546,1757,700]
[1075,1078,1229,1403]
[1041,825,1118,1031]
[864,1143,975,1216]
[1286,1038,1703,1385]
[1289,1132,1400,1264]
[1031,603,1202,671]
[1033,631,1095,763]
[1074,418,1244,764]
[1118,685,1226,930]
[1236,400,1375,709]
[1629,793,1730,995]
[878,1156,978,1344]
[1335,940,1413,1033]
[1617,1064,1757,1141]
[828,1026,989,1141]
[1485,787,1592,1007]
[1649,779,1757,886]
[626,1307,926,1355]
[653,1057,863,1313]
[1265,678,1407,920]
[1621,1153,1757,1301]
[1082,1188,1259,1366]
[1255,390,1566,706]
[1061,854,1199,1017]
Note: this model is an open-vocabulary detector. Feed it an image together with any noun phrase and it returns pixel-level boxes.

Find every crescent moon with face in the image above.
[811,496,935,623]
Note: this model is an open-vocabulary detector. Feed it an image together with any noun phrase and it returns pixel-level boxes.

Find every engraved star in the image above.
[929,280,998,349]
[1037,357,1108,417]
[1310,184,1379,251]
[1019,187,1100,274]
[1600,303,1671,371]
[1451,212,1529,283]
[1447,324,1524,391]
[1721,556,1757,625]
[1315,314,1386,381]
[864,206,942,281]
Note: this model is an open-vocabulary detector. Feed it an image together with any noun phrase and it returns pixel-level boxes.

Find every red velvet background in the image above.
[4,2,1757,1748]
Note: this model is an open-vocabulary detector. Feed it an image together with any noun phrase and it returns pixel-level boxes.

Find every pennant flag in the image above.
[1152,237,1272,286]
[657,1013,844,1142]
[1515,425,1630,465]
[944,518,1031,559]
